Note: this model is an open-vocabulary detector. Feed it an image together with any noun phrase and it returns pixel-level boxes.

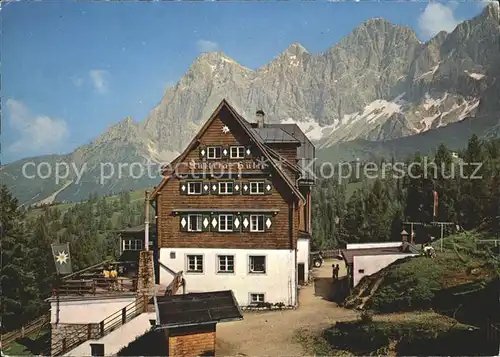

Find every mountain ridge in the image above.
[3,3,499,204]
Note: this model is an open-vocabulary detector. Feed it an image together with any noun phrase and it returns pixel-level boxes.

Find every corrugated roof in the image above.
[266,124,315,182]
[252,127,300,144]
[156,290,242,327]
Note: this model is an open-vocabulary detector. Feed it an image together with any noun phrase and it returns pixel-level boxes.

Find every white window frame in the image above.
[250,181,265,195]
[187,181,202,195]
[230,146,245,159]
[217,255,234,273]
[249,255,266,274]
[207,146,222,159]
[187,214,202,232]
[218,214,234,232]
[250,293,265,304]
[218,181,234,195]
[250,214,265,232]
[122,239,143,251]
[187,255,203,273]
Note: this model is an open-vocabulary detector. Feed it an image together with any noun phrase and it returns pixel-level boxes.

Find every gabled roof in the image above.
[150,99,305,202]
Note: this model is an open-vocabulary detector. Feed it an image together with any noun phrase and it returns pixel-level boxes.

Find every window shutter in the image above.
[233,181,242,195]
[210,182,219,195]
[201,214,211,232]
[179,215,188,232]
[221,146,229,159]
[180,182,188,195]
[199,145,207,160]
[244,145,253,159]
[210,214,218,231]
[233,214,242,232]
[241,182,250,195]
[202,181,210,195]
[264,180,273,195]
[264,214,273,232]
[241,214,250,232]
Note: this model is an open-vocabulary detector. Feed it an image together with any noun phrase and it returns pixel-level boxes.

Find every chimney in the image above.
[256,109,265,128]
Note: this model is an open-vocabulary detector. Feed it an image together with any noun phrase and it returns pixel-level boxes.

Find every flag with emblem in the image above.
[51,242,73,275]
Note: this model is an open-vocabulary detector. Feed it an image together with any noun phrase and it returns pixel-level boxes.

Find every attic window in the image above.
[207,147,222,159]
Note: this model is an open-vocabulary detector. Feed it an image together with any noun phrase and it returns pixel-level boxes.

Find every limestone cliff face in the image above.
[2,3,499,204]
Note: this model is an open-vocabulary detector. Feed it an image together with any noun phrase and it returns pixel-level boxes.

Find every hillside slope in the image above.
[343,232,499,328]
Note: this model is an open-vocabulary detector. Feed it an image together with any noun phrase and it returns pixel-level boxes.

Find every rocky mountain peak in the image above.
[192,51,250,70]
[284,42,309,56]
[481,1,500,21]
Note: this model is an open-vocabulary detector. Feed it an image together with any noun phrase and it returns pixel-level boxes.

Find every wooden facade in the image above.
[151,100,313,251]
[150,99,315,306]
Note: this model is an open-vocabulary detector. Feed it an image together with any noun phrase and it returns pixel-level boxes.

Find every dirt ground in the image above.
[216,259,358,356]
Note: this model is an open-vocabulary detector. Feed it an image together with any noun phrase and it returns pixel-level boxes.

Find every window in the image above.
[218,214,234,232]
[170,252,176,259]
[218,181,234,195]
[230,146,245,159]
[187,255,203,273]
[123,239,143,251]
[218,255,234,273]
[187,182,202,195]
[250,293,265,304]
[250,215,265,232]
[250,181,265,195]
[358,269,365,274]
[187,214,202,232]
[207,146,222,159]
[249,256,266,273]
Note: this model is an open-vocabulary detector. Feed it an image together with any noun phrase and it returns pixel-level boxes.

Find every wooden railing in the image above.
[1,313,50,347]
[165,271,184,296]
[55,277,138,296]
[46,296,148,356]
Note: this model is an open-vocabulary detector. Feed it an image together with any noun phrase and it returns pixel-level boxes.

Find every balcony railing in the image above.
[54,277,138,296]
[46,296,148,356]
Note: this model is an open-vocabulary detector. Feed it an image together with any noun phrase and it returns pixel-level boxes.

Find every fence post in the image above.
[62,337,67,353]
[99,321,105,338]
[121,307,127,325]
[87,324,92,340]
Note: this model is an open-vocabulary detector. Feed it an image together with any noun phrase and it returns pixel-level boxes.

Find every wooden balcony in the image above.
[54,277,138,297]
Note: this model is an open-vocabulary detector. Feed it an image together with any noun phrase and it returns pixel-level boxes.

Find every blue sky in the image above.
[1,0,491,164]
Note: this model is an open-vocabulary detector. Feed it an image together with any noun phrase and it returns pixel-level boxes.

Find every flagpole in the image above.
[56,274,60,325]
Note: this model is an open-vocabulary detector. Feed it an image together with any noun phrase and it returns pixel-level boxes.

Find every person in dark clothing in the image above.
[332,264,339,281]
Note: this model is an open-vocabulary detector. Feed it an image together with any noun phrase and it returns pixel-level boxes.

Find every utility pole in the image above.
[144,190,150,251]
[402,221,426,245]
[431,221,455,252]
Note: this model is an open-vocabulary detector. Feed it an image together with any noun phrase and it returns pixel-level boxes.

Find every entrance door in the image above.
[298,263,305,285]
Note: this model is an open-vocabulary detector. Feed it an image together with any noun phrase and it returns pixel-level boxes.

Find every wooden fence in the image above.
[1,313,50,347]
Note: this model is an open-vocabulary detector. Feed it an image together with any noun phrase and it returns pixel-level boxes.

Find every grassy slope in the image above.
[344,231,498,314]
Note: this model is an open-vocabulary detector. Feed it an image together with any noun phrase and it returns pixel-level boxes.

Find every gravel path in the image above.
[216,260,358,356]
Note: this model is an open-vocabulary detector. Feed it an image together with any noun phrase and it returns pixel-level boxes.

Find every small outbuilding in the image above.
[155,290,243,356]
